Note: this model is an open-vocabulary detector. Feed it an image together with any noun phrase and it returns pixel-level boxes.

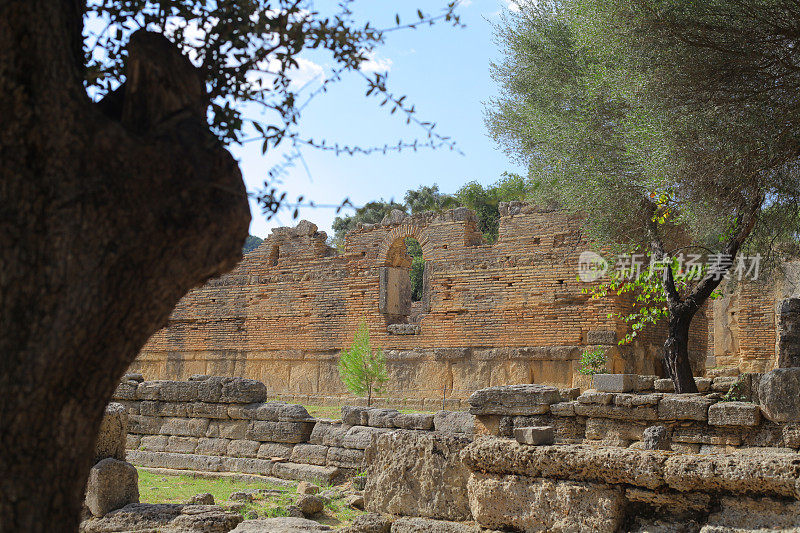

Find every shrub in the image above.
[338,321,388,406]
[578,347,608,375]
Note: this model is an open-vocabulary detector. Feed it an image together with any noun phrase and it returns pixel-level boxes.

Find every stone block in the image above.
[136,381,162,400]
[695,377,712,393]
[364,431,473,521]
[326,447,365,470]
[196,376,224,403]
[95,403,128,463]
[342,406,370,426]
[558,387,581,401]
[220,457,274,476]
[513,426,554,446]
[227,439,261,458]
[658,395,713,421]
[139,435,169,452]
[642,425,671,451]
[586,330,618,345]
[392,413,434,430]
[309,420,340,445]
[84,458,139,517]
[654,379,674,392]
[390,517,479,533]
[246,421,314,443]
[624,487,710,513]
[670,423,742,446]
[128,414,162,435]
[257,442,295,460]
[469,384,560,416]
[759,369,800,423]
[342,425,391,450]
[220,378,268,403]
[291,444,329,466]
[577,391,614,405]
[158,381,200,402]
[228,402,313,422]
[126,434,140,451]
[712,376,739,393]
[705,496,800,531]
[585,418,646,442]
[190,402,229,419]
[592,374,637,393]
[782,425,800,448]
[367,408,401,428]
[165,436,198,454]
[196,438,229,456]
[614,393,661,408]
[229,517,330,532]
[708,401,761,427]
[272,462,340,484]
[467,472,624,533]
[549,402,576,417]
[159,417,210,438]
[140,400,189,418]
[574,403,658,421]
[127,450,223,472]
[636,375,657,392]
[114,381,138,401]
[433,411,474,434]
[206,420,247,440]
[82,503,242,532]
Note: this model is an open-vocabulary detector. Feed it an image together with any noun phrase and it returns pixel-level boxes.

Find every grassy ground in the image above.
[302,404,435,420]
[137,469,363,527]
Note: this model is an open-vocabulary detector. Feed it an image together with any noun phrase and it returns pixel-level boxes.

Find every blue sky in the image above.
[231,0,525,238]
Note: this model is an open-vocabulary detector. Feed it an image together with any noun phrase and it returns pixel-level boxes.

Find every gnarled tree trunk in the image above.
[663,303,699,394]
[0,2,250,531]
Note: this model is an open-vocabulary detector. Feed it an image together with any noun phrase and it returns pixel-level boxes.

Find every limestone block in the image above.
[227,439,261,458]
[549,401,576,416]
[136,381,162,400]
[84,458,140,517]
[636,375,657,392]
[705,496,800,531]
[513,426,554,446]
[221,378,268,403]
[708,401,761,427]
[467,472,624,533]
[165,436,198,454]
[272,462,340,484]
[364,431,473,521]
[126,434,140,451]
[309,420,341,445]
[257,442,295,460]
[574,403,658,421]
[642,426,671,451]
[246,421,314,443]
[189,402,229,419]
[625,487,710,513]
[658,395,714,421]
[196,376,224,403]
[663,451,800,498]
[469,384,561,416]
[139,435,169,452]
[577,391,615,405]
[95,403,128,463]
[342,426,391,450]
[128,415,162,435]
[670,423,742,446]
[585,418,646,442]
[712,376,739,393]
[392,413,434,430]
[615,393,662,408]
[783,425,800,448]
[367,408,401,428]
[114,381,138,401]
[433,411,474,434]
[158,381,200,402]
[140,400,189,418]
[759,368,800,423]
[390,517,480,533]
[342,406,369,426]
[159,417,209,438]
[127,450,223,472]
[81,502,242,533]
[654,379,675,392]
[228,402,313,422]
[229,517,331,532]
[220,457,274,476]
[559,387,581,400]
[326,447,365,469]
[587,330,618,345]
[206,420,247,440]
[592,374,637,393]
[291,444,329,466]
[695,377,712,393]
[196,438,229,456]
[460,438,668,490]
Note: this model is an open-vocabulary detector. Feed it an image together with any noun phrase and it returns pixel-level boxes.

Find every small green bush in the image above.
[578,347,608,375]
[338,321,388,406]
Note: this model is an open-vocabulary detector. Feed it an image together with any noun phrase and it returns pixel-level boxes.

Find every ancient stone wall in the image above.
[134,203,714,399]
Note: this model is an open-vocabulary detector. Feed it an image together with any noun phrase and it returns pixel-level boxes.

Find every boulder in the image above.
[95,403,128,463]
[759,368,800,423]
[84,458,139,517]
[296,481,320,495]
[364,431,473,521]
[346,494,365,509]
[229,517,332,532]
[469,385,561,415]
[80,503,241,532]
[467,471,625,533]
[297,494,324,516]
[642,426,671,451]
[187,493,214,505]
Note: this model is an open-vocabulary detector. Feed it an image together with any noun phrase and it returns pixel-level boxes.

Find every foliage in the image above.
[242,235,264,254]
[338,321,388,406]
[721,376,749,402]
[331,200,406,249]
[578,346,608,375]
[84,0,465,219]
[487,0,800,389]
[404,184,459,214]
[454,172,534,243]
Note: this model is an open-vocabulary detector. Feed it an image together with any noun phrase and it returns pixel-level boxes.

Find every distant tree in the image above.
[404,184,459,214]
[338,322,388,407]
[332,200,406,249]
[243,235,264,254]
[487,0,800,392]
[405,237,425,302]
[455,173,534,242]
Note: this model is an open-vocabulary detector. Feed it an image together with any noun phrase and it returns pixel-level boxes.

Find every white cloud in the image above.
[459,0,474,6]
[504,0,521,12]
[289,57,325,88]
[359,51,393,74]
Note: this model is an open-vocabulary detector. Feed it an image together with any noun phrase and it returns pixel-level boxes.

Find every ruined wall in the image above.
[134,203,710,398]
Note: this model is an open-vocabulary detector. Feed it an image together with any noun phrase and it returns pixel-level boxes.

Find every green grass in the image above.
[303,404,435,420]
[137,469,363,526]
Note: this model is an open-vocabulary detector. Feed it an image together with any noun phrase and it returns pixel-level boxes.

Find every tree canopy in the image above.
[487,0,800,391]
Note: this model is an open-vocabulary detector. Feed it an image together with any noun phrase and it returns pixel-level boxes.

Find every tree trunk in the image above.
[0,2,250,531]
[663,306,699,393]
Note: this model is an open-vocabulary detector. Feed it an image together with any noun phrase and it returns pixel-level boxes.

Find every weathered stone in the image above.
[704,495,800,531]
[642,426,671,451]
[549,401,576,417]
[136,381,163,400]
[658,395,714,421]
[165,436,198,454]
[574,402,658,421]
[342,406,369,426]
[128,414,162,435]
[513,426,554,446]
[296,481,320,495]
[230,491,255,502]
[95,403,128,463]
[326,447,365,469]
[367,408,401,428]
[592,373,637,393]
[196,376,224,403]
[467,472,625,533]
[272,462,340,484]
[126,434,140,450]
[392,413,434,430]
[81,503,242,533]
[695,377,712,393]
[460,438,668,490]
[708,401,761,426]
[615,393,662,408]
[220,457,274,476]
[364,431,473,521]
[759,368,800,423]
[654,379,675,392]
[341,425,391,450]
[712,376,739,393]
[206,420,248,440]
[636,375,658,392]
[220,378,268,403]
[433,411,474,434]
[624,487,710,513]
[158,380,200,402]
[345,512,392,533]
[113,381,138,401]
[228,402,313,422]
[577,391,615,405]
[346,494,365,509]
[309,420,340,445]
[297,495,324,517]
[187,493,214,505]
[389,517,479,533]
[229,517,332,532]
[783,424,800,448]
[469,384,560,415]
[247,421,314,443]
[257,442,295,460]
[197,438,230,456]
[127,450,223,472]
[291,444,329,466]
[670,422,742,446]
[189,402,229,419]
[160,417,210,438]
[84,458,140,518]
[139,435,169,452]
[227,439,261,458]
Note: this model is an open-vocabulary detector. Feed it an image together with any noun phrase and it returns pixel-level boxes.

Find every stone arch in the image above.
[377,223,433,324]
[376,223,433,265]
